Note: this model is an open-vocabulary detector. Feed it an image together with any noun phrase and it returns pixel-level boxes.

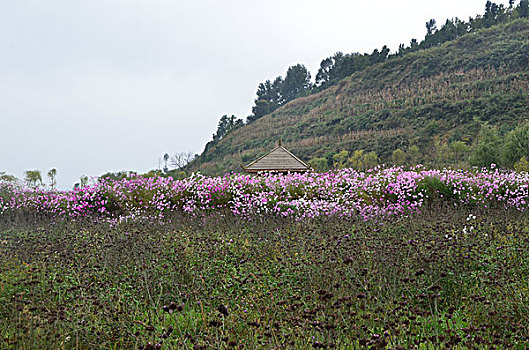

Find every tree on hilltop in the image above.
[315,56,334,87]
[280,64,312,103]
[248,64,311,122]
[251,77,283,120]
[213,115,243,142]
[520,0,529,17]
[426,19,437,36]
[163,153,170,172]
[369,45,390,64]
[315,52,370,88]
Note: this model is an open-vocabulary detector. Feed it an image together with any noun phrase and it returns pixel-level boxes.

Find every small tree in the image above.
[514,157,529,172]
[348,150,364,170]
[450,141,469,166]
[426,19,437,36]
[519,0,529,18]
[170,152,195,170]
[392,148,406,166]
[47,168,57,189]
[280,64,312,102]
[0,172,18,183]
[212,115,244,141]
[308,157,329,173]
[163,153,170,173]
[406,145,420,166]
[333,150,349,169]
[24,170,43,188]
[501,123,529,168]
[435,142,452,167]
[363,151,379,171]
[80,175,89,188]
[470,125,501,167]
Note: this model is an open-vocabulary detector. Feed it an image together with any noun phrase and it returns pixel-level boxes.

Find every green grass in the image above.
[1,208,528,349]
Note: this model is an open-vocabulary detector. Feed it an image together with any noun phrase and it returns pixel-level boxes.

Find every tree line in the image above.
[2,120,528,190]
[0,150,199,190]
[306,121,529,173]
[0,169,59,189]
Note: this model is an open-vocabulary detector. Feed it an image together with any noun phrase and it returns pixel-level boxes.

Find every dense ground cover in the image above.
[1,208,528,349]
[1,167,529,221]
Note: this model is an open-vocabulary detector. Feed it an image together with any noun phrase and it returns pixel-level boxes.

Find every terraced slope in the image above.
[192,20,529,175]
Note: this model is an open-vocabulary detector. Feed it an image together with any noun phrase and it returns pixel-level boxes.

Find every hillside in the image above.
[191,19,529,175]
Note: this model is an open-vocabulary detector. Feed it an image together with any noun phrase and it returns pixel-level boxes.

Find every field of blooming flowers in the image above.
[1,166,529,221]
[1,167,529,349]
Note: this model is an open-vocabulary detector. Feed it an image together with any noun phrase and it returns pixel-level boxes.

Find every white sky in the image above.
[0,0,511,188]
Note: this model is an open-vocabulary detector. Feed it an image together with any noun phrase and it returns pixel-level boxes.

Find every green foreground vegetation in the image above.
[1,208,528,349]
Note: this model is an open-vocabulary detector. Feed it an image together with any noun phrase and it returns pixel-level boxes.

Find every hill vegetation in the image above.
[191,3,529,176]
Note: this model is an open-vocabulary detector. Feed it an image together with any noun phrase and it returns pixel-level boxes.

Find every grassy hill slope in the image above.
[191,20,529,175]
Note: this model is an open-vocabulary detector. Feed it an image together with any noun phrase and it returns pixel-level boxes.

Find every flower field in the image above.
[1,167,529,349]
[1,166,529,221]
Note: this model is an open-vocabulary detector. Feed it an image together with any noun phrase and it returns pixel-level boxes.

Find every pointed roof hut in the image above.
[241,140,310,173]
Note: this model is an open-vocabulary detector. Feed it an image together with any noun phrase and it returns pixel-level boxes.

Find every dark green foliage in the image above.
[501,122,529,167]
[212,115,243,142]
[520,0,529,18]
[484,1,502,28]
[203,115,244,155]
[250,77,283,120]
[308,157,329,172]
[467,122,529,168]
[369,45,390,64]
[315,52,370,89]
[315,56,334,87]
[98,171,137,181]
[280,64,312,102]
[416,176,455,203]
[248,65,311,123]
[470,125,502,167]
[426,19,437,36]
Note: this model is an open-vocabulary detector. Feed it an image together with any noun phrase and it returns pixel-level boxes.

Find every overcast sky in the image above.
[0,0,511,188]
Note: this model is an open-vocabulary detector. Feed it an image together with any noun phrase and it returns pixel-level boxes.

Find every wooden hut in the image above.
[241,140,310,173]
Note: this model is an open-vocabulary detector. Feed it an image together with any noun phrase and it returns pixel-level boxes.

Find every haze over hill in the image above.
[191,14,529,175]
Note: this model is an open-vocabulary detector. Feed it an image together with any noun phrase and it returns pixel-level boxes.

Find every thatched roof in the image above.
[242,142,310,173]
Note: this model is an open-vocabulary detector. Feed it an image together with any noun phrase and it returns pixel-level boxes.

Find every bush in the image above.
[514,156,529,172]
[501,123,529,168]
